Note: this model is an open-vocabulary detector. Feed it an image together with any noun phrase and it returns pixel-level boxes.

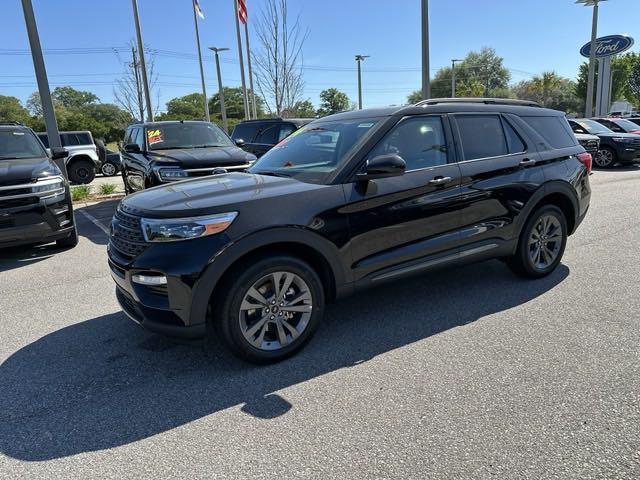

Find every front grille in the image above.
[184,164,251,177]
[110,206,147,259]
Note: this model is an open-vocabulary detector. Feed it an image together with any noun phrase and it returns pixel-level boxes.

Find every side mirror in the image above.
[124,143,141,153]
[357,154,406,181]
[50,147,68,160]
[234,138,245,147]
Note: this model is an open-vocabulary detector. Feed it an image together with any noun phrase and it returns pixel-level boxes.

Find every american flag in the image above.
[238,0,248,24]
[194,0,205,19]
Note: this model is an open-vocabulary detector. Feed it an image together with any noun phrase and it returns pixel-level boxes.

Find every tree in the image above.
[209,87,265,120]
[317,88,350,116]
[0,95,30,124]
[113,44,160,121]
[407,90,422,104]
[513,72,581,114]
[157,93,207,121]
[51,86,98,109]
[282,99,315,117]
[456,79,486,97]
[253,0,307,116]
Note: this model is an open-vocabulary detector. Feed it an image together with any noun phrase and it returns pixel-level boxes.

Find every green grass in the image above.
[98,183,117,195]
[71,185,91,201]
[106,142,120,152]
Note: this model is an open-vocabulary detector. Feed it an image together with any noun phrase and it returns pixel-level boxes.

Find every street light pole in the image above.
[355,55,370,110]
[233,0,250,120]
[192,0,210,121]
[577,0,607,118]
[20,0,66,176]
[131,0,153,122]
[451,59,462,97]
[210,47,230,133]
[421,0,430,100]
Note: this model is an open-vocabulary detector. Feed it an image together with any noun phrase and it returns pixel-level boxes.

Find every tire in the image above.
[68,159,96,184]
[56,224,79,249]
[214,255,325,363]
[101,161,117,176]
[508,205,567,278]
[594,147,616,169]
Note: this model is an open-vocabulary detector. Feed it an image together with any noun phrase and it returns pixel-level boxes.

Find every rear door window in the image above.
[278,123,296,142]
[456,115,508,160]
[255,125,279,145]
[231,123,260,142]
[521,116,575,149]
[76,132,92,145]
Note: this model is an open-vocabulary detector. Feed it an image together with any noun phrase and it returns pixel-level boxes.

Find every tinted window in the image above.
[232,123,260,142]
[522,116,575,149]
[456,115,507,160]
[504,120,526,153]
[597,119,623,132]
[133,128,144,149]
[569,121,588,134]
[0,130,46,159]
[573,119,612,134]
[370,116,448,170]
[123,129,133,146]
[76,132,92,145]
[255,125,279,145]
[38,133,50,148]
[278,123,296,142]
[146,122,232,150]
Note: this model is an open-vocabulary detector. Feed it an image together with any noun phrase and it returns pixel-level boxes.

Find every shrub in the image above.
[71,185,91,201]
[98,183,117,195]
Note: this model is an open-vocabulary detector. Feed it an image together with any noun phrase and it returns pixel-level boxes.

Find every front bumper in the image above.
[618,147,640,164]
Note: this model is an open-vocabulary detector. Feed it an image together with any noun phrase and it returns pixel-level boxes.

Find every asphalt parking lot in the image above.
[1,167,639,479]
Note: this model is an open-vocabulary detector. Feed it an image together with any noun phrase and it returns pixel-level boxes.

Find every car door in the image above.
[452,113,544,253]
[343,114,464,283]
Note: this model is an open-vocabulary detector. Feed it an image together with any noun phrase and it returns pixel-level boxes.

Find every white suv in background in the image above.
[37,130,100,184]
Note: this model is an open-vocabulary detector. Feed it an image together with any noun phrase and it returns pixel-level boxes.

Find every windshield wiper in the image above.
[192,144,227,148]
[255,170,291,178]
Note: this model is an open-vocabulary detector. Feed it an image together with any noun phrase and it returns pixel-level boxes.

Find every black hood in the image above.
[123,172,326,218]
[0,157,60,186]
[146,146,255,168]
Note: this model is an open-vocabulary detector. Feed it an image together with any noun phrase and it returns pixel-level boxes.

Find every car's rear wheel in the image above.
[508,205,567,278]
[68,159,96,184]
[215,256,325,363]
[101,161,117,176]
[595,147,616,168]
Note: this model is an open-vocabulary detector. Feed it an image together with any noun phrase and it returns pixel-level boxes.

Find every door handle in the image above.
[429,176,452,185]
[519,158,536,167]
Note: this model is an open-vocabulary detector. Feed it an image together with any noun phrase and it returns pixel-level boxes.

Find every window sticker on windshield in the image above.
[147,129,163,145]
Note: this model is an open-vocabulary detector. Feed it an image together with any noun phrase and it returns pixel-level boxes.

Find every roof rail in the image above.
[415,97,541,108]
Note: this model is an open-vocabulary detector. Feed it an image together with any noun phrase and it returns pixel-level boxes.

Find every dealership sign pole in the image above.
[580,34,634,116]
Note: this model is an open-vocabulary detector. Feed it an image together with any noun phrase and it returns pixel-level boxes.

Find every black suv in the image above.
[568,118,640,168]
[109,99,591,363]
[120,120,257,193]
[0,123,77,249]
[231,118,313,158]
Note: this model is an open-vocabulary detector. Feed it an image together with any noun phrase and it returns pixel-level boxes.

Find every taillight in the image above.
[577,152,592,174]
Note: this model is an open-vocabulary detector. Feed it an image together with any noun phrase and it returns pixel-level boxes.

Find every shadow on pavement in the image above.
[0,243,67,274]
[74,199,120,247]
[0,260,569,461]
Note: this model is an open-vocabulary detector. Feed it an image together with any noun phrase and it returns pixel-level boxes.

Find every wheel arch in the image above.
[523,181,579,235]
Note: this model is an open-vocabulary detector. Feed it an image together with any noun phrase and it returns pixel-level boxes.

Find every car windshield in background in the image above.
[0,130,46,160]
[577,119,613,134]
[248,117,382,183]
[147,123,233,150]
[612,119,640,131]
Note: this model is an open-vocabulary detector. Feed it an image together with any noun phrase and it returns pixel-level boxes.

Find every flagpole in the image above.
[192,0,210,121]
[233,0,249,120]
[244,21,257,119]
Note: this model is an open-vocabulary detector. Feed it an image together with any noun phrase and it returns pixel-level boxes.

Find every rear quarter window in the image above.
[76,133,92,145]
[232,123,260,142]
[521,116,576,149]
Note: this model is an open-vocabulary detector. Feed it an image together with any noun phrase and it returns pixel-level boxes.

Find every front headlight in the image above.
[157,167,189,181]
[612,137,635,143]
[141,212,238,242]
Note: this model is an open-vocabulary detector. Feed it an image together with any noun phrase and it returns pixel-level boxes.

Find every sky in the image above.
[1,0,639,113]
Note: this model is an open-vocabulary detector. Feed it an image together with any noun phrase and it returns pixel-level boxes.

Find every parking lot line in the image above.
[77,209,110,235]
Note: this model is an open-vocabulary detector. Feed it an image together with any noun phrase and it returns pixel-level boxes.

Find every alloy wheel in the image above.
[239,271,313,351]
[102,162,116,176]
[595,149,614,168]
[528,214,563,270]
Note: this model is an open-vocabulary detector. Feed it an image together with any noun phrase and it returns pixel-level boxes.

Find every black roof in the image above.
[127,120,215,128]
[235,117,314,126]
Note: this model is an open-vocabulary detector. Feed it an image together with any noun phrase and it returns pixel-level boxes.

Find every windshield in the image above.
[248,117,382,183]
[577,119,613,134]
[146,123,233,150]
[0,129,46,160]
[612,119,640,131]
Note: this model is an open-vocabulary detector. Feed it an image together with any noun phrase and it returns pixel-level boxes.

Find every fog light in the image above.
[132,274,168,286]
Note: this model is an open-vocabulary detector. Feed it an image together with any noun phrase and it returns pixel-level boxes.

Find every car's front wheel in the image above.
[215,255,325,363]
[508,205,567,278]
[68,159,96,184]
[101,161,117,176]
[595,147,616,168]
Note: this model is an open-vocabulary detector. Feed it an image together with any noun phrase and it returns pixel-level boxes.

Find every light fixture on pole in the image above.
[209,47,230,133]
[451,59,462,97]
[355,55,370,110]
[421,0,430,100]
[576,0,608,117]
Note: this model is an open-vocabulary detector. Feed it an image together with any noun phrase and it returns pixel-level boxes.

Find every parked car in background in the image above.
[37,130,99,184]
[120,120,257,193]
[592,117,640,135]
[109,98,591,363]
[574,132,600,160]
[627,117,640,127]
[1,123,77,249]
[568,118,640,168]
[231,118,314,158]
[100,149,122,176]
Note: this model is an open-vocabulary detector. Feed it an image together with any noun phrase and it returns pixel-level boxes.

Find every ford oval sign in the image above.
[580,35,634,58]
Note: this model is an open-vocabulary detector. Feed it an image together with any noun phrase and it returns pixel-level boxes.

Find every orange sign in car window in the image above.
[147,129,163,145]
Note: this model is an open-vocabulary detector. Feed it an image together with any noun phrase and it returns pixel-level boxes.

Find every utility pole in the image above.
[451,59,462,97]
[244,22,257,119]
[210,47,230,133]
[192,0,210,121]
[355,55,370,110]
[20,0,67,177]
[131,0,153,122]
[421,0,430,100]
[233,0,249,120]
[131,46,144,122]
[577,0,605,117]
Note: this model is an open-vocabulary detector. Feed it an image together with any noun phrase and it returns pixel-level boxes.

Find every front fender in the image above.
[66,149,99,166]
